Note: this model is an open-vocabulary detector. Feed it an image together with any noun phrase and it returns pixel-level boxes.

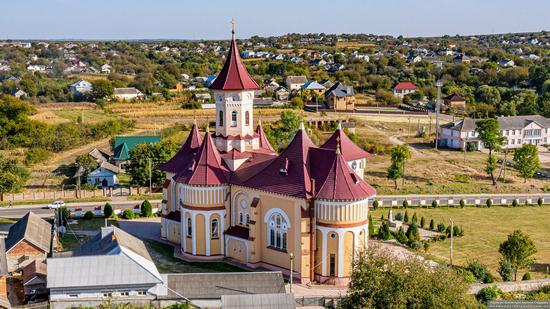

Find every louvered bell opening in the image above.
[351,173,360,184]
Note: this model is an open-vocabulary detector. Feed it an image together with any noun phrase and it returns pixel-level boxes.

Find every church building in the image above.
[158,26,376,285]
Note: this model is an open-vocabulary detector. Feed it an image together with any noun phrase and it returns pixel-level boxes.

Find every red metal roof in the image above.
[310,148,376,200]
[256,122,276,154]
[393,82,418,90]
[157,123,203,173]
[209,31,259,91]
[243,127,316,198]
[175,130,228,185]
[321,125,372,161]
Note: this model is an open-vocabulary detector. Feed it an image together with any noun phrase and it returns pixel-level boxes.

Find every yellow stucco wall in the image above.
[344,231,355,276]
[196,214,205,255]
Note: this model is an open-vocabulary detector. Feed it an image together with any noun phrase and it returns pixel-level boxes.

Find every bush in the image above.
[431,200,438,208]
[522,272,531,281]
[404,211,409,223]
[466,260,493,283]
[372,200,379,209]
[409,241,422,250]
[420,216,425,228]
[402,200,409,208]
[437,223,446,233]
[83,211,94,220]
[463,271,476,283]
[429,219,434,230]
[395,212,403,221]
[378,222,392,240]
[477,286,501,304]
[394,227,408,244]
[411,213,418,224]
[141,199,153,217]
[103,203,113,218]
[406,222,420,242]
[486,198,493,208]
[459,199,465,208]
[121,209,135,219]
[537,197,543,207]
[498,259,514,281]
[512,199,519,207]
[368,214,375,238]
[25,148,51,165]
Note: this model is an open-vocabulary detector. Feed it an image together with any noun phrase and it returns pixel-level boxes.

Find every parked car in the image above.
[48,200,65,209]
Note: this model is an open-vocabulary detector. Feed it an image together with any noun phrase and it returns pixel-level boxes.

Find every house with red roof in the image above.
[158,25,376,286]
[392,81,418,98]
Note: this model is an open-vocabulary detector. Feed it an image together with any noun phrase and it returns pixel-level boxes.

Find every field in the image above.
[369,206,550,279]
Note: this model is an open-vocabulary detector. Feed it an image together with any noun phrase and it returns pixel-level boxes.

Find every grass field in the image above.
[144,240,245,273]
[369,206,550,279]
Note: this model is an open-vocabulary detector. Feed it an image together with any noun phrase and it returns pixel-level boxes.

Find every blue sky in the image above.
[0,0,548,40]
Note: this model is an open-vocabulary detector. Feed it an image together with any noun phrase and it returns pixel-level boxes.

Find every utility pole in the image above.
[148,158,152,194]
[435,79,441,150]
[289,252,294,294]
[449,218,454,267]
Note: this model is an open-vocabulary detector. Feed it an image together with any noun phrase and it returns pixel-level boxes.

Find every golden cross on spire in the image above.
[231,18,235,34]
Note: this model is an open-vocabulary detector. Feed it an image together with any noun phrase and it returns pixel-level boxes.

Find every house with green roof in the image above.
[112,135,160,169]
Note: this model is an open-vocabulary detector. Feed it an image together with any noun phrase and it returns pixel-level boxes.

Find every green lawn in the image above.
[68,218,119,231]
[58,233,89,251]
[144,240,245,273]
[54,109,115,124]
[370,205,550,279]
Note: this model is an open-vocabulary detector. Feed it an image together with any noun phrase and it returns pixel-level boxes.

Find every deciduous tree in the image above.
[475,118,504,185]
[498,230,537,281]
[513,144,541,182]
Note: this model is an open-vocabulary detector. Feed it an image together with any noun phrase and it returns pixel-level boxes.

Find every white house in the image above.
[440,115,550,150]
[101,64,112,74]
[69,80,94,96]
[114,87,144,101]
[87,162,120,187]
[392,82,418,98]
[285,75,308,91]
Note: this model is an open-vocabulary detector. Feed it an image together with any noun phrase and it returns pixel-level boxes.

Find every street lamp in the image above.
[289,252,294,294]
[435,80,442,150]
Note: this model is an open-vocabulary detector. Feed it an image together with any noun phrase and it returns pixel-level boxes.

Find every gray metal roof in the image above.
[47,248,162,289]
[325,82,354,98]
[441,115,550,132]
[6,212,51,253]
[72,226,152,260]
[162,272,285,300]
[221,293,296,309]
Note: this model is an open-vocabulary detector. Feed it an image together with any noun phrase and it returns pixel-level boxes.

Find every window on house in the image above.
[137,291,147,296]
[219,110,224,126]
[231,111,237,127]
[245,111,250,126]
[211,218,219,239]
[187,218,192,237]
[268,213,289,250]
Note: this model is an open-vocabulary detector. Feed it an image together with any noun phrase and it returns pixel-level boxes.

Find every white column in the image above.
[321,230,327,276]
[220,213,225,254]
[338,232,344,277]
[191,212,197,255]
[181,210,186,252]
[205,212,212,256]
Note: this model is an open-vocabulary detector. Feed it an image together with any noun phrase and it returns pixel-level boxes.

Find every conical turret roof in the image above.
[209,26,259,91]
[321,123,372,161]
[158,123,203,173]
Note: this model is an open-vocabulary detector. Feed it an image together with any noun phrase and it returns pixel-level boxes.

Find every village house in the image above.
[87,161,121,188]
[12,89,27,99]
[274,86,290,101]
[392,82,418,98]
[301,80,326,96]
[158,28,375,286]
[285,75,308,91]
[101,64,112,74]
[69,80,93,96]
[440,115,550,150]
[112,135,161,170]
[324,82,356,111]
[48,226,164,309]
[5,212,52,273]
[443,93,467,110]
[113,87,144,101]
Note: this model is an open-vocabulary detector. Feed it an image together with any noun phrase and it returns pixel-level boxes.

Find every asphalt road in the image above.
[0,200,162,219]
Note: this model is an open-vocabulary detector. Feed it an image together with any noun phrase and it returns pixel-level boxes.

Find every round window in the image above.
[351,161,358,170]
[240,199,248,209]
[330,233,336,239]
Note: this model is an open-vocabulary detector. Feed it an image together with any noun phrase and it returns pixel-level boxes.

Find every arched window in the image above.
[211,218,219,239]
[245,111,250,126]
[246,213,250,225]
[187,218,192,237]
[239,212,243,225]
[231,111,237,127]
[268,213,289,250]
[219,110,224,126]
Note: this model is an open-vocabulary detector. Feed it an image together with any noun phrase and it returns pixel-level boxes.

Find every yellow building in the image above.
[158,28,376,286]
